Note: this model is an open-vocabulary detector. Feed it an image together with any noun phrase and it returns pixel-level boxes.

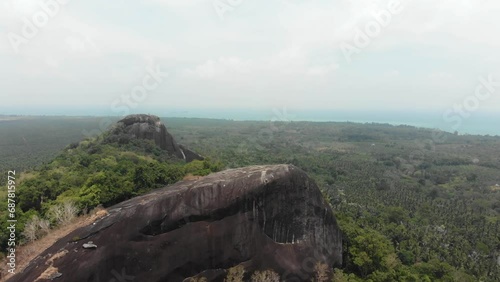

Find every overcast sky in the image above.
[1,0,499,116]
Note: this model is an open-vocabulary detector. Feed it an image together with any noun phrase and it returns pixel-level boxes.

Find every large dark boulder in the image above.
[110,114,203,162]
[8,165,342,282]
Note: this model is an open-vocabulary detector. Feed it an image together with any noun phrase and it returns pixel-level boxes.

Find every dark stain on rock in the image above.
[8,164,342,282]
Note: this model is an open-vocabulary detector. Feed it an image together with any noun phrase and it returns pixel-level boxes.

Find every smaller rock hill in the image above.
[8,165,342,282]
[108,114,203,162]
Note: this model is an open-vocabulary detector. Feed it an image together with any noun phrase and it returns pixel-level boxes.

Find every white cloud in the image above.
[1,0,500,113]
[306,64,339,76]
[383,70,400,78]
[182,57,251,80]
[182,45,340,83]
[429,72,453,80]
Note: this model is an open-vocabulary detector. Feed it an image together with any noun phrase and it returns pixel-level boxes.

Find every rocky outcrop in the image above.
[110,114,203,162]
[8,165,342,282]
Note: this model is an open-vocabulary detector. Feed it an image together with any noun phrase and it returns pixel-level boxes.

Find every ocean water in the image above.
[2,107,498,136]
[158,109,500,137]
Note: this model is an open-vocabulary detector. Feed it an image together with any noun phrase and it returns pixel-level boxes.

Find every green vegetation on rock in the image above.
[0,126,223,252]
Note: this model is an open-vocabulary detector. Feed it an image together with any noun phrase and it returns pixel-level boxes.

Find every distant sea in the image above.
[1,107,499,136]
[159,109,500,137]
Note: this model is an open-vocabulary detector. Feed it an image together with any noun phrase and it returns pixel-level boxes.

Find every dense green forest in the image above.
[0,116,119,178]
[167,118,500,281]
[1,116,499,281]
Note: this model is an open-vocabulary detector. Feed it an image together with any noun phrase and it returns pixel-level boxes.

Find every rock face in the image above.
[111,114,203,162]
[9,165,342,282]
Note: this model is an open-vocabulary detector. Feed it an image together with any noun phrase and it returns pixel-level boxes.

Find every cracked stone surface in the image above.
[8,164,342,282]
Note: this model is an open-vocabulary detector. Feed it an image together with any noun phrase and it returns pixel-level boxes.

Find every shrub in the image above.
[250,269,280,282]
[187,277,207,282]
[21,215,50,242]
[225,265,245,282]
[313,262,329,282]
[21,216,38,242]
[49,201,79,225]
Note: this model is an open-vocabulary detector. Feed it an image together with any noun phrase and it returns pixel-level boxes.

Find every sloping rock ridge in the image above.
[109,114,203,162]
[8,165,342,282]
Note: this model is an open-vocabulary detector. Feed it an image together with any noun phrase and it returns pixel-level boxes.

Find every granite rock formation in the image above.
[111,114,203,162]
[8,165,342,282]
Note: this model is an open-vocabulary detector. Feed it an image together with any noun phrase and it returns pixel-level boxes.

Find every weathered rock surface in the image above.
[110,114,203,162]
[8,165,342,282]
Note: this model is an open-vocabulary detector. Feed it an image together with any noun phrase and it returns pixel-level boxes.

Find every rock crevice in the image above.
[9,164,342,282]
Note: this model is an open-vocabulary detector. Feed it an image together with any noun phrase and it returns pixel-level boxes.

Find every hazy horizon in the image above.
[1,0,499,135]
[1,108,499,136]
